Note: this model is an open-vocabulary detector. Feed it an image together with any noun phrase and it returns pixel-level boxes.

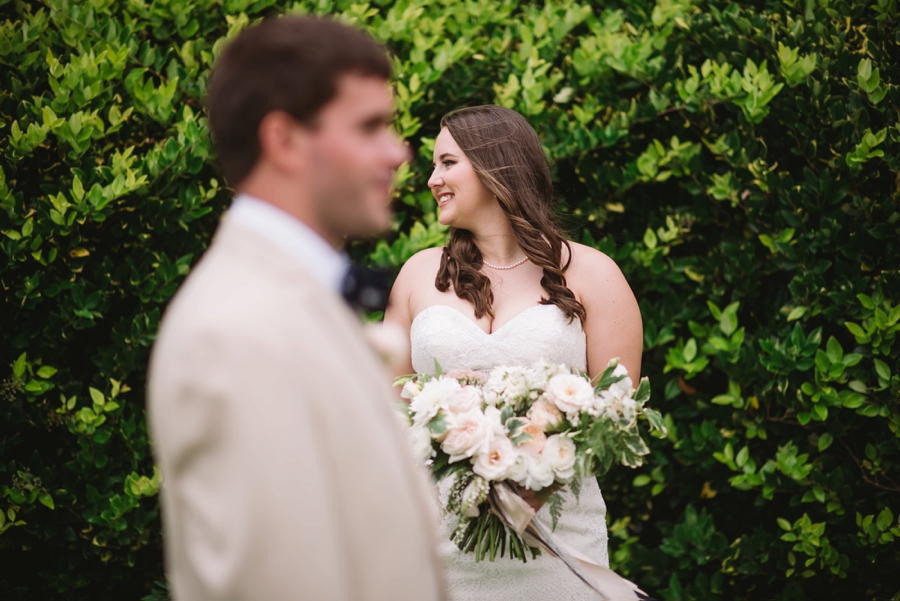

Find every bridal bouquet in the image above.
[396,358,666,563]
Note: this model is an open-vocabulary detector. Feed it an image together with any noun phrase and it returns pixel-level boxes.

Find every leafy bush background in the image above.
[1,0,898,598]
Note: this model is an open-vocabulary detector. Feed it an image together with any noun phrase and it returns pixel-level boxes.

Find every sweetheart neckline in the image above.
[411,303,565,337]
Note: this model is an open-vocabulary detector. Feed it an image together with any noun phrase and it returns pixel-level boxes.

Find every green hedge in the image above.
[1,0,898,598]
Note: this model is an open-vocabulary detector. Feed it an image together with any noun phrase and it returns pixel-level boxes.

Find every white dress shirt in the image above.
[227,193,349,294]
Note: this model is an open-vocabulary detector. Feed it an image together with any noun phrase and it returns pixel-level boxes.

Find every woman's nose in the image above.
[428,171,442,189]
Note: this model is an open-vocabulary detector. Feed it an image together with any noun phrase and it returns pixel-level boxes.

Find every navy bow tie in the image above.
[341,264,391,312]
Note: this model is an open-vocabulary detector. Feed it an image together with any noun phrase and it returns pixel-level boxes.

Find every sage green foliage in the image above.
[1,0,899,598]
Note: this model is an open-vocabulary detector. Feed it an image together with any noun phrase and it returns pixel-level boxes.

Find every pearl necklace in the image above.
[482,256,529,270]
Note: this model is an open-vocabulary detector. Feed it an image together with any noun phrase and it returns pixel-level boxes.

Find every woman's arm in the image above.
[568,243,643,380]
[384,247,444,377]
[384,264,416,377]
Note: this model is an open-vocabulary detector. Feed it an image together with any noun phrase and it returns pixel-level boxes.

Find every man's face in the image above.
[305,75,408,245]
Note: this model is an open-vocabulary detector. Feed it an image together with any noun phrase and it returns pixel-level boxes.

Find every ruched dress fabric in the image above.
[410,303,610,601]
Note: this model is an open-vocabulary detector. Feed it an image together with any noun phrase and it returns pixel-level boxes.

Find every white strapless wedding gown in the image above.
[411,303,609,601]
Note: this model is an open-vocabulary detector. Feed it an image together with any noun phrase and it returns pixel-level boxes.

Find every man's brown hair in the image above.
[207,16,392,186]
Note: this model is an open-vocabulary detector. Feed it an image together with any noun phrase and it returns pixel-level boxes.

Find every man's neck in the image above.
[237,170,341,249]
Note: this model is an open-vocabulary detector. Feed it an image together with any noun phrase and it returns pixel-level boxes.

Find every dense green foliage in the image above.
[1,0,899,598]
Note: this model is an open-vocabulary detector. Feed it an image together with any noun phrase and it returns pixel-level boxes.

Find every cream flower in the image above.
[609,363,634,397]
[523,453,555,491]
[441,408,492,463]
[447,385,482,414]
[527,397,564,430]
[472,435,517,481]
[516,421,547,456]
[529,359,567,387]
[485,365,533,406]
[407,426,435,464]
[410,377,460,426]
[483,405,507,438]
[401,380,422,400]
[507,452,531,486]
[543,434,577,481]
[545,373,594,415]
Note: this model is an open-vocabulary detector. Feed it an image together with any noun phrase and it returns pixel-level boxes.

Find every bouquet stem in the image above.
[457,508,540,562]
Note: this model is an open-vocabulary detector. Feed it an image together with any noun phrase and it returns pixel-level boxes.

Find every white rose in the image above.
[401,380,422,400]
[441,408,492,462]
[482,389,501,407]
[523,453,555,491]
[472,435,517,481]
[593,392,618,422]
[543,434,577,481]
[619,397,638,424]
[483,405,507,438]
[594,383,637,424]
[410,377,460,426]
[447,385,482,414]
[545,373,594,415]
[609,363,634,397]
[529,359,567,387]
[407,426,435,464]
[485,366,532,406]
[527,397,564,430]
[396,406,412,429]
[507,452,531,485]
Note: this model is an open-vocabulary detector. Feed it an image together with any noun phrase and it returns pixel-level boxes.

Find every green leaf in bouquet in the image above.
[500,406,515,424]
[433,358,444,377]
[547,490,564,530]
[427,411,449,438]
[621,432,650,467]
[569,475,582,503]
[643,408,669,437]
[633,376,651,402]
[511,431,534,447]
[591,358,619,386]
[587,422,616,476]
[594,370,629,392]
[430,451,450,477]
[392,373,416,387]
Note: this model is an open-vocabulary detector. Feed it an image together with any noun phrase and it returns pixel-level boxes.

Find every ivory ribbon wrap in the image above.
[488,483,655,601]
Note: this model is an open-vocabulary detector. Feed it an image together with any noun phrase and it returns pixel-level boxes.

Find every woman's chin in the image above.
[437,209,454,227]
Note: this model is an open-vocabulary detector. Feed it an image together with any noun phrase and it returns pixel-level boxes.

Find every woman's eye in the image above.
[443,160,456,167]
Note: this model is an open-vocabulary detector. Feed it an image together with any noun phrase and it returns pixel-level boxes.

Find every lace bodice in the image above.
[410,303,608,601]
[411,304,587,374]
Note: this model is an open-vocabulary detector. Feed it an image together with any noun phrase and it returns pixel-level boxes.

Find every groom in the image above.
[147,16,444,600]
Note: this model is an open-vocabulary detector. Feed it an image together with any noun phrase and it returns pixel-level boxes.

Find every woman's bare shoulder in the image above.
[565,241,621,275]
[564,241,634,299]
[391,246,443,292]
[399,246,444,275]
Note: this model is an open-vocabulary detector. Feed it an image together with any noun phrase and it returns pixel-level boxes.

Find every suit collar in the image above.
[227,194,349,293]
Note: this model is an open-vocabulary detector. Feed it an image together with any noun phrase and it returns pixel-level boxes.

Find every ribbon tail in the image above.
[489,482,655,601]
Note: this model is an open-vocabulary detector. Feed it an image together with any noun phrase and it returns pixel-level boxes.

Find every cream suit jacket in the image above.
[148,216,444,600]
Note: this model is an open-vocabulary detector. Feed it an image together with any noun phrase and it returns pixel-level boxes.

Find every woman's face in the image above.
[428,127,496,228]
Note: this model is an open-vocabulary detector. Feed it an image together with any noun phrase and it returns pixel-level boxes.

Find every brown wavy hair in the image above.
[435,105,586,323]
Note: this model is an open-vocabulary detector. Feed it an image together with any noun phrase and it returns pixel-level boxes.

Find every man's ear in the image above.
[257,111,308,175]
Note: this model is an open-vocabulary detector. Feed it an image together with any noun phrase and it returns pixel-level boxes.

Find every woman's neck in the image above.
[470,219,524,265]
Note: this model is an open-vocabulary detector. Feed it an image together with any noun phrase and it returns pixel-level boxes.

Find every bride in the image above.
[385,105,643,600]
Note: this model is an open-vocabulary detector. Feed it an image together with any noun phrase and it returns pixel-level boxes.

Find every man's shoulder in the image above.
[157,244,312,343]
